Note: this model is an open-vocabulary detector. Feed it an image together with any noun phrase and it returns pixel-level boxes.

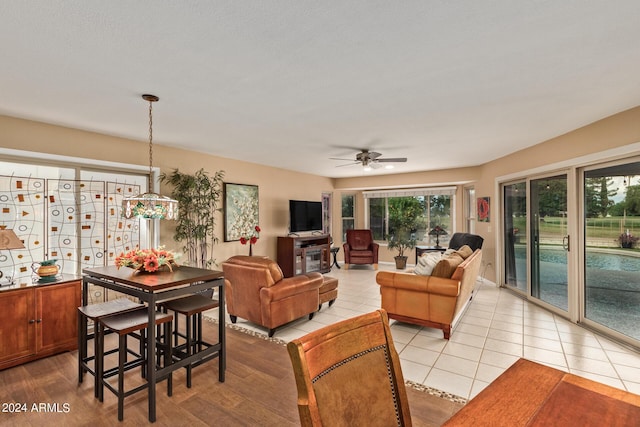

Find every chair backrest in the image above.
[287,309,412,426]
[221,256,284,322]
[346,229,374,250]
[448,232,484,251]
[222,255,284,286]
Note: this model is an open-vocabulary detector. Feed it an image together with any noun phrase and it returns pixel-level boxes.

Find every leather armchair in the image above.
[343,229,379,270]
[448,232,484,251]
[222,256,323,337]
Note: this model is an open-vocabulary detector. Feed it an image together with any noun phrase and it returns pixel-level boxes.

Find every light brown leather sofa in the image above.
[375,247,482,339]
[222,256,323,337]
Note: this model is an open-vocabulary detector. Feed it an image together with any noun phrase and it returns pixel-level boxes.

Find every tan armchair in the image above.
[343,229,379,270]
[222,256,323,337]
[287,309,411,426]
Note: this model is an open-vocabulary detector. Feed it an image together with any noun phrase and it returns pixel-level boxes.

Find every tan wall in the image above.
[475,106,640,281]
[0,115,333,266]
[332,106,640,276]
[3,105,640,278]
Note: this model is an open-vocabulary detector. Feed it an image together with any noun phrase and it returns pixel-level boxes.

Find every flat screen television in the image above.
[289,200,323,233]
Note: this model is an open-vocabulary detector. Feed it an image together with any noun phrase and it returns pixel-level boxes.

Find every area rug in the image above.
[207,317,468,405]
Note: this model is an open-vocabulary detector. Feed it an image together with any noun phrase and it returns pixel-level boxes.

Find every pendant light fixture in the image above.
[122,94,178,220]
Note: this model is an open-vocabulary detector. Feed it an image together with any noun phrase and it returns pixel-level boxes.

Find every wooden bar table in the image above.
[443,358,640,426]
[82,265,225,423]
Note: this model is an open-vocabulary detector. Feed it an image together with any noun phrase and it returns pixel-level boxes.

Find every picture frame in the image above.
[224,183,259,242]
[477,196,490,222]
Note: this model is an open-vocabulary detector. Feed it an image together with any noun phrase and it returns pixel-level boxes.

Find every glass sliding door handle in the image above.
[563,235,570,251]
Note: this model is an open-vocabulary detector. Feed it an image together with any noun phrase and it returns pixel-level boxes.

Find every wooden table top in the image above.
[443,358,640,426]
[82,265,223,291]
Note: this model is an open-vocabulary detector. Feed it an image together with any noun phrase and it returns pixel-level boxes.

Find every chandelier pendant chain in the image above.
[121,93,178,220]
[148,98,153,179]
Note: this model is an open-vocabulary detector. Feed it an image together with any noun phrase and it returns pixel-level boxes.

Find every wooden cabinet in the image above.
[277,234,331,278]
[0,277,81,370]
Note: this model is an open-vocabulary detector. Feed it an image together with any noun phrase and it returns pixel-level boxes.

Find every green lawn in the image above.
[509,216,640,249]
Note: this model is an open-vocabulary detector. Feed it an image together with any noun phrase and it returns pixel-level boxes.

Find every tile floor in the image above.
[206,262,640,401]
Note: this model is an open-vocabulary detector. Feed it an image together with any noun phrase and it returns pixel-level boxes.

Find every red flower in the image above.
[240,237,247,245]
[250,236,258,244]
[255,225,261,233]
[144,256,159,272]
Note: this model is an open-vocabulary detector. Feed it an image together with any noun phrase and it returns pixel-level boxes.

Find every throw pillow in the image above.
[432,252,464,278]
[454,245,473,260]
[414,252,442,276]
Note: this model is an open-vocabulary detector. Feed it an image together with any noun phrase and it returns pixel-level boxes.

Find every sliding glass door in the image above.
[583,162,640,341]
[501,158,640,346]
[531,175,568,312]
[504,182,527,292]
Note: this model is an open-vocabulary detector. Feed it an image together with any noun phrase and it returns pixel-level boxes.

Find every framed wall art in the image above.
[224,183,259,242]
[477,196,490,222]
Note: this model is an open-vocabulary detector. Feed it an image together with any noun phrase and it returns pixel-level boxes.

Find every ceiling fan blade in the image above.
[377,157,407,163]
[329,157,357,161]
[335,162,359,168]
[367,151,382,159]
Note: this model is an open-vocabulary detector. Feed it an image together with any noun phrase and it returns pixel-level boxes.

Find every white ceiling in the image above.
[1,2,639,178]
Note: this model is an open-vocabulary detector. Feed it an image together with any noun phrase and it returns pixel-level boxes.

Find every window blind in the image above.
[362,186,457,199]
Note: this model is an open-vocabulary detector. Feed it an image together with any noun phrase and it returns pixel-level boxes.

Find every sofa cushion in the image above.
[454,245,473,260]
[432,252,464,278]
[414,252,442,276]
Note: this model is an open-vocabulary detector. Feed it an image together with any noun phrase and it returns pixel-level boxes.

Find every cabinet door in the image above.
[0,289,35,364]
[321,246,330,271]
[36,281,81,353]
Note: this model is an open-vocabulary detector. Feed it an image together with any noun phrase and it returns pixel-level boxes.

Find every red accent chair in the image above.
[343,229,379,270]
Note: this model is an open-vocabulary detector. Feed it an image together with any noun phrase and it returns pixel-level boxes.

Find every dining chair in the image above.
[287,309,412,426]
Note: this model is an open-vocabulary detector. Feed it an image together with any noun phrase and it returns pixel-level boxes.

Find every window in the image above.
[341,194,355,241]
[322,192,332,236]
[0,158,147,293]
[464,186,476,233]
[364,187,455,245]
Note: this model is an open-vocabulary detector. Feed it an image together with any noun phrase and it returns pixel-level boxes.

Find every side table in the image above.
[415,245,446,264]
[330,247,341,269]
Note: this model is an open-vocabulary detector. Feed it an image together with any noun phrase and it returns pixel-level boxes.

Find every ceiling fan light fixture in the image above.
[363,165,373,172]
[122,94,178,220]
[385,164,394,169]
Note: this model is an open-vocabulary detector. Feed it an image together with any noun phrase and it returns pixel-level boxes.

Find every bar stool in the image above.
[77,298,144,397]
[160,294,219,388]
[97,307,174,422]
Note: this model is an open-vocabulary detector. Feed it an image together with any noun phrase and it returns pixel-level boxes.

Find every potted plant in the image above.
[160,168,225,268]
[387,228,416,269]
[386,197,425,269]
[618,231,639,249]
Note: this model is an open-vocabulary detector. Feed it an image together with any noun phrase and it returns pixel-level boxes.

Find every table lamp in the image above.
[0,227,25,285]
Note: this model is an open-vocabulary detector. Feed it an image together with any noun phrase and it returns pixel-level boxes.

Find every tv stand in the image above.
[277,234,331,278]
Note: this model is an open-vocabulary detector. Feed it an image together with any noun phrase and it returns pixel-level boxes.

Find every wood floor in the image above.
[0,320,463,426]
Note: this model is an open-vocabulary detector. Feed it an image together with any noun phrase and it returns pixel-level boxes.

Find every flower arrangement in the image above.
[618,232,639,249]
[240,225,261,246]
[240,225,260,255]
[115,246,179,273]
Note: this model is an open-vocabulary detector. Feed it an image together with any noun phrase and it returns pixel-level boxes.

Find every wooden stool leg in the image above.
[77,310,85,385]
[118,334,126,422]
[186,314,193,388]
[164,320,173,397]
[97,322,104,402]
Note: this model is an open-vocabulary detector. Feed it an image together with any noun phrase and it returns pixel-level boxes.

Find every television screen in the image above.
[289,200,323,233]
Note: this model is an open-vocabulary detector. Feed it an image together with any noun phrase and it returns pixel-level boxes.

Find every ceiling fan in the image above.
[330,149,408,170]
